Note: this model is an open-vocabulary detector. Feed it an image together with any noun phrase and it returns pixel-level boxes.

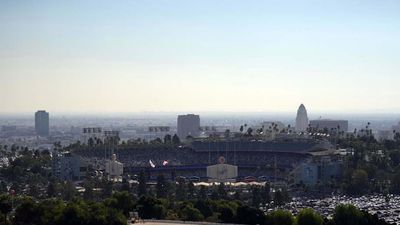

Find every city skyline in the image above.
[2,2,400,224]
[1,1,400,113]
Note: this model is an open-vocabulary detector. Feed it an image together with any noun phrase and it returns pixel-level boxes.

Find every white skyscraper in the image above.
[295,104,309,132]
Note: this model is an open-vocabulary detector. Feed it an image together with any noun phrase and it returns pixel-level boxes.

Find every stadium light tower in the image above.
[103,130,120,161]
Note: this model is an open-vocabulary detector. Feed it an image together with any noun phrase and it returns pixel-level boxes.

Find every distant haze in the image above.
[1,1,400,113]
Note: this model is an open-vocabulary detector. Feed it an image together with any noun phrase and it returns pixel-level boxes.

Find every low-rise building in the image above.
[309,119,349,132]
[297,152,342,186]
[105,154,123,180]
[52,152,86,180]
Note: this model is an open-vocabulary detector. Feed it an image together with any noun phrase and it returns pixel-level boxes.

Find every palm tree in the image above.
[246,127,253,136]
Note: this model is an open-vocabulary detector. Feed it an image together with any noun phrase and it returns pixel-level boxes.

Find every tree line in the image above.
[0,192,390,225]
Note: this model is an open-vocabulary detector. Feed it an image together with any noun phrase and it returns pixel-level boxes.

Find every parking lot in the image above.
[273,194,400,225]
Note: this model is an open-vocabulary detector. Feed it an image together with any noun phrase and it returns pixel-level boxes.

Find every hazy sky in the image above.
[1,0,400,114]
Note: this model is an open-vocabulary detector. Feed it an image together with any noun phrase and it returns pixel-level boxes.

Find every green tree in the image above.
[156,174,168,199]
[172,134,181,145]
[350,169,369,195]
[138,170,147,197]
[83,180,94,201]
[57,202,89,225]
[101,178,113,198]
[198,186,207,200]
[102,207,126,225]
[88,137,95,147]
[265,209,294,225]
[13,198,40,225]
[251,186,262,207]
[37,199,65,225]
[175,177,187,201]
[333,204,362,225]
[0,195,12,225]
[218,204,235,223]
[236,205,266,225]
[163,134,172,144]
[246,127,253,136]
[180,204,204,221]
[210,190,219,200]
[87,201,109,225]
[136,196,166,219]
[104,191,135,217]
[391,168,400,194]
[274,190,285,206]
[0,182,7,194]
[262,182,271,204]
[120,177,131,192]
[187,181,195,199]
[62,181,76,201]
[194,200,213,219]
[218,182,227,199]
[296,208,323,225]
[389,150,400,166]
[47,181,58,198]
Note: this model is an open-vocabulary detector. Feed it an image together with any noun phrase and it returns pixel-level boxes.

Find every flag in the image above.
[149,160,155,168]
[162,160,168,166]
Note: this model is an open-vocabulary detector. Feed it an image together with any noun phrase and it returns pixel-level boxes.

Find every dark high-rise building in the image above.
[177,114,200,139]
[35,110,49,136]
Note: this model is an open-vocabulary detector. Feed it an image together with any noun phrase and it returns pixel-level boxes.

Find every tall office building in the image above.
[35,110,49,136]
[295,104,309,132]
[177,114,200,139]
